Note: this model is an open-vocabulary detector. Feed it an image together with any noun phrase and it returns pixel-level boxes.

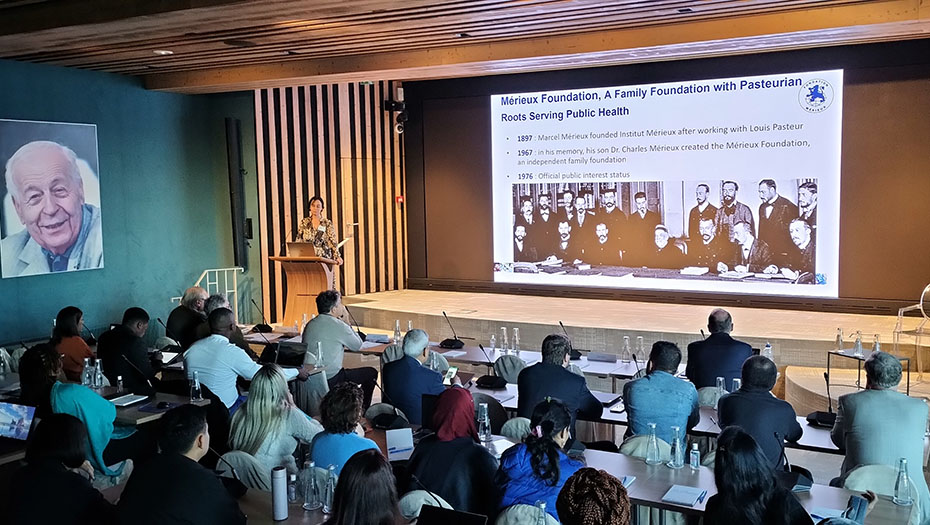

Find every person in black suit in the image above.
[717,356,803,467]
[723,221,776,274]
[517,334,601,441]
[118,405,246,525]
[781,218,816,281]
[757,179,799,265]
[571,193,596,255]
[686,309,753,389]
[598,188,627,243]
[688,184,718,240]
[97,307,159,396]
[559,190,575,224]
[625,191,660,266]
[797,182,817,231]
[553,220,582,264]
[689,218,734,273]
[585,222,622,266]
[533,192,557,258]
[650,225,683,269]
[513,224,538,263]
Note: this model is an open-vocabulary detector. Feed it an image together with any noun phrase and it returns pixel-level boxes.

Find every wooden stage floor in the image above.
[345,289,928,371]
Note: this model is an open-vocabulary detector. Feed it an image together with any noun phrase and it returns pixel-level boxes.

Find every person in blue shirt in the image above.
[496,398,584,521]
[309,382,379,475]
[382,329,459,424]
[623,341,699,445]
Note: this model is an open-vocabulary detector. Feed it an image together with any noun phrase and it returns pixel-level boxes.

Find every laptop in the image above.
[0,402,36,454]
[417,505,487,525]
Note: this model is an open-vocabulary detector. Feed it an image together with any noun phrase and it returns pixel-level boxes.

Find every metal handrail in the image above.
[170,267,245,321]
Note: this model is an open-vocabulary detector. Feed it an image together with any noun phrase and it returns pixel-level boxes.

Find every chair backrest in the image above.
[843,464,920,525]
[496,504,559,525]
[432,351,450,374]
[155,336,179,350]
[10,346,26,373]
[398,489,453,520]
[921,283,930,320]
[218,451,272,491]
[697,386,723,407]
[501,417,532,442]
[381,344,404,365]
[364,403,409,424]
[291,370,329,418]
[566,363,584,377]
[619,434,671,462]
[701,448,716,468]
[472,392,508,435]
[494,355,527,384]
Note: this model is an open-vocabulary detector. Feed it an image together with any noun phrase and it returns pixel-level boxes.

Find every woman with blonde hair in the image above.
[229,363,323,473]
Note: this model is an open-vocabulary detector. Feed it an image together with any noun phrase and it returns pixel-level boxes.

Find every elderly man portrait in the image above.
[2,140,103,276]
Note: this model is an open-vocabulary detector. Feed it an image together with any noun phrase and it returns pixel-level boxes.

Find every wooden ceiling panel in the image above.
[0,0,926,92]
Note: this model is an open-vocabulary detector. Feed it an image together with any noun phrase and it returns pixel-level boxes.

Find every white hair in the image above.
[402,329,429,358]
[4,141,82,201]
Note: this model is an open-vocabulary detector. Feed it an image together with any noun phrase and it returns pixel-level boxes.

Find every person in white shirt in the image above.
[301,290,377,408]
[185,308,312,411]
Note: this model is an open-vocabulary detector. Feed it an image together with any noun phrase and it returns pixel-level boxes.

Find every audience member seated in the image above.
[196,293,257,357]
[686,308,752,389]
[497,398,584,522]
[7,413,117,525]
[556,468,632,525]
[830,351,930,523]
[118,405,246,524]
[185,308,311,411]
[704,426,813,525]
[718,355,802,467]
[166,286,209,349]
[97,307,159,396]
[324,449,402,525]
[51,305,93,382]
[517,334,601,443]
[383,329,458,424]
[229,363,323,474]
[623,341,699,444]
[406,387,500,519]
[19,343,156,480]
[310,382,379,474]
[302,290,377,408]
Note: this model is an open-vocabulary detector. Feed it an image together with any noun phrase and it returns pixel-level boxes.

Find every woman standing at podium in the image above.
[297,196,343,265]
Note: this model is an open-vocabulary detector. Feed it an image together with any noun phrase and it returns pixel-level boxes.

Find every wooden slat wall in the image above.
[254,82,406,322]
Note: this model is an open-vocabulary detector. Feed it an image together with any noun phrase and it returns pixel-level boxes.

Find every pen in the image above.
[697,490,707,503]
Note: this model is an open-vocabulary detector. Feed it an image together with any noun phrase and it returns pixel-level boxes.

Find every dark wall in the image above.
[404,39,930,312]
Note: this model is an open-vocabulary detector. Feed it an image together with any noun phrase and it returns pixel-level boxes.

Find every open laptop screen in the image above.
[0,402,36,441]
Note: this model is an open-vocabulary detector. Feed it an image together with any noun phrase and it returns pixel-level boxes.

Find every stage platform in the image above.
[345,289,928,372]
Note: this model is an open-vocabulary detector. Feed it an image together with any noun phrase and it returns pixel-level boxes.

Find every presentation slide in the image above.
[491,69,843,298]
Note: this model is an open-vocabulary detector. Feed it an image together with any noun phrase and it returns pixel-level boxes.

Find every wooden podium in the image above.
[268,253,336,326]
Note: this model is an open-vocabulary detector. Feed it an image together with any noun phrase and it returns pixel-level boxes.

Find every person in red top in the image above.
[52,306,93,382]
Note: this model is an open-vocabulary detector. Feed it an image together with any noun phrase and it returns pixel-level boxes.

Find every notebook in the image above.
[110,394,149,407]
[661,485,706,507]
[0,402,36,454]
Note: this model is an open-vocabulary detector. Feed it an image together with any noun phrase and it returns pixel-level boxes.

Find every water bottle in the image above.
[477,403,492,442]
[302,461,322,510]
[116,375,124,393]
[288,473,298,503]
[323,465,336,514]
[731,378,742,392]
[393,320,401,344]
[190,370,203,402]
[534,500,548,525]
[689,443,700,470]
[512,327,520,353]
[80,357,93,386]
[0,353,7,379]
[94,360,104,388]
[315,341,324,368]
[715,376,726,410]
[301,313,308,332]
[635,336,645,367]
[620,336,632,364]
[500,327,509,355]
[835,328,844,351]
[873,334,881,353]
[853,330,864,357]
[894,458,913,506]
[762,341,773,361]
[667,426,684,469]
[489,334,497,352]
[428,350,437,371]
[645,422,661,465]
[407,320,413,334]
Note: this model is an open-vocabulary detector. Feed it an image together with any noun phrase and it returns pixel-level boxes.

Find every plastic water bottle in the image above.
[853,330,864,357]
[288,473,298,503]
[302,461,322,510]
[620,336,632,364]
[835,328,844,351]
[762,341,773,361]
[489,334,496,352]
[512,327,520,353]
[393,320,401,344]
[715,376,726,410]
[534,500,547,525]
[94,360,104,388]
[667,426,684,469]
[407,320,413,334]
[873,334,881,353]
[323,465,336,514]
[645,422,661,465]
[477,403,491,442]
[894,458,913,506]
[116,375,124,393]
[80,357,93,386]
[731,378,742,392]
[689,443,700,470]
[190,370,203,402]
[500,327,508,355]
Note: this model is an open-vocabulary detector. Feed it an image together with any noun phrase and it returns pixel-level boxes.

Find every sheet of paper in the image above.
[361,341,385,350]
[441,350,466,358]
[386,428,414,461]
[661,485,705,507]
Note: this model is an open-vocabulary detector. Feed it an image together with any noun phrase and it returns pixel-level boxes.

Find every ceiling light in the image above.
[153,49,174,56]
[457,32,472,38]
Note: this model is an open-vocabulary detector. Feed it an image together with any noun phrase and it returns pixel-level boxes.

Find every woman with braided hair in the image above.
[496,398,584,521]
[556,468,632,525]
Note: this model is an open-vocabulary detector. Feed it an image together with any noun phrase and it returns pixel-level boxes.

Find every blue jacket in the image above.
[382,355,445,425]
[496,443,583,521]
[623,370,699,444]
[685,332,753,389]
